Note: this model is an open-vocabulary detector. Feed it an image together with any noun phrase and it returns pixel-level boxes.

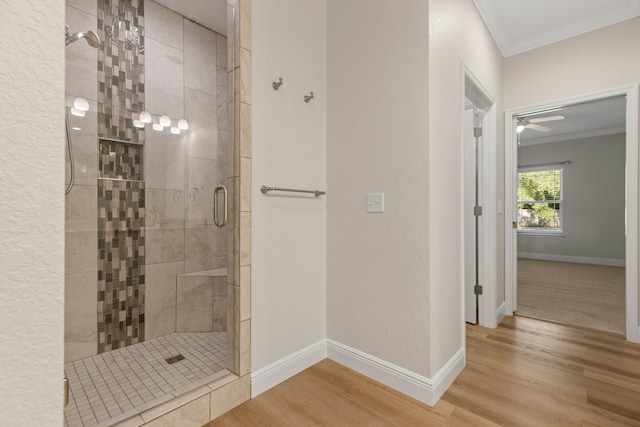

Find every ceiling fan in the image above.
[517,114,565,133]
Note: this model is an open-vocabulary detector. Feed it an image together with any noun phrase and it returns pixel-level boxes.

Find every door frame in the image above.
[461,64,498,331]
[504,85,640,343]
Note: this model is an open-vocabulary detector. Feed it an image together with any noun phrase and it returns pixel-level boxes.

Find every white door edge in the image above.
[461,63,499,332]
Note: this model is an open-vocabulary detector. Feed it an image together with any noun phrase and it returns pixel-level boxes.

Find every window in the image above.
[517,167,563,234]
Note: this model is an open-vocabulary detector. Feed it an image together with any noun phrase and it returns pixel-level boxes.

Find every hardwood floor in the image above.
[205,316,640,426]
[518,258,625,335]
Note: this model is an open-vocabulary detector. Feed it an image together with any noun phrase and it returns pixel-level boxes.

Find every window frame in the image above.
[516,165,565,237]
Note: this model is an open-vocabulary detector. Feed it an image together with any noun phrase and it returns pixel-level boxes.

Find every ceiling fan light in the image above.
[516,125,526,133]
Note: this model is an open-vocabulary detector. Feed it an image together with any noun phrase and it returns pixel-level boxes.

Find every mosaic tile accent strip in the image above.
[64,332,228,427]
[99,139,143,180]
[97,0,145,143]
[98,179,145,353]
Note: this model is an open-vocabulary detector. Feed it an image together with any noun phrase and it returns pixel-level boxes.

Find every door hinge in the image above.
[474,127,482,137]
[512,221,517,229]
[474,206,483,216]
[474,284,483,295]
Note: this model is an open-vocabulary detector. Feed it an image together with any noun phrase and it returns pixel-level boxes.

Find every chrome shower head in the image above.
[65,24,101,48]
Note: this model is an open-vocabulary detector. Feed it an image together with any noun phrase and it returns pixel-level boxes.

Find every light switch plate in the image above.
[367,193,384,213]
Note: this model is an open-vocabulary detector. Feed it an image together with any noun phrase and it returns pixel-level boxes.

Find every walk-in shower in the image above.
[64,0,239,425]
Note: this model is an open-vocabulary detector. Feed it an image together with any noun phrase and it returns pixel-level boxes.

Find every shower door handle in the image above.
[64,377,69,407]
[214,185,228,227]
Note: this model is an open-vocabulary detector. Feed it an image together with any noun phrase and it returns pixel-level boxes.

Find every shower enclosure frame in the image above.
[63,0,252,423]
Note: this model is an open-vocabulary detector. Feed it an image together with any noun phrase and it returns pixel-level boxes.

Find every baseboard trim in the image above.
[252,339,466,405]
[518,252,625,267]
[496,302,506,325]
[251,339,327,398]
[327,339,464,406]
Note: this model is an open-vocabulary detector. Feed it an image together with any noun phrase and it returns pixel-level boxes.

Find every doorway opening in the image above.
[462,66,498,329]
[516,97,625,334]
[504,87,640,343]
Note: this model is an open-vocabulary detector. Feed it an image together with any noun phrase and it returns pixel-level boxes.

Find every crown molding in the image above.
[473,0,640,57]
[519,126,626,146]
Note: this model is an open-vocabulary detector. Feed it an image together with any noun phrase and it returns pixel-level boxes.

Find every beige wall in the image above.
[504,17,640,109]
[326,0,503,379]
[0,0,65,424]
[427,0,504,372]
[251,0,327,371]
[327,0,432,376]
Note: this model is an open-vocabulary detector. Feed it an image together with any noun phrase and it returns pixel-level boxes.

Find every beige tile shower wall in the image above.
[225,0,252,378]
[66,3,98,102]
[65,1,99,363]
[225,0,252,389]
[175,276,228,333]
[177,276,214,332]
[144,3,230,340]
[144,5,186,340]
[183,19,228,274]
[65,184,98,362]
[145,261,183,338]
[240,4,251,384]
[213,276,228,331]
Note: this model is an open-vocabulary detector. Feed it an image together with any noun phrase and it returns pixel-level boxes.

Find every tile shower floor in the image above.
[64,332,228,427]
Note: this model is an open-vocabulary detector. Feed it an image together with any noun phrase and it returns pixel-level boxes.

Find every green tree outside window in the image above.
[517,168,562,231]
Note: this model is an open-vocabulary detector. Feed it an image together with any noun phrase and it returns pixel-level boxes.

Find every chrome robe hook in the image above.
[272,77,284,90]
[304,91,314,103]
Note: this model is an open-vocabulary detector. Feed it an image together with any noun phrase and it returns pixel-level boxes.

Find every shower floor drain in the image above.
[165,354,186,364]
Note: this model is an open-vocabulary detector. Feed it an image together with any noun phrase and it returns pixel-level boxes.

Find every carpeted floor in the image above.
[517,258,625,335]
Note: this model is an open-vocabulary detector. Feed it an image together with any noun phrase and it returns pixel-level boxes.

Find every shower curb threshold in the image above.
[107,370,237,427]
